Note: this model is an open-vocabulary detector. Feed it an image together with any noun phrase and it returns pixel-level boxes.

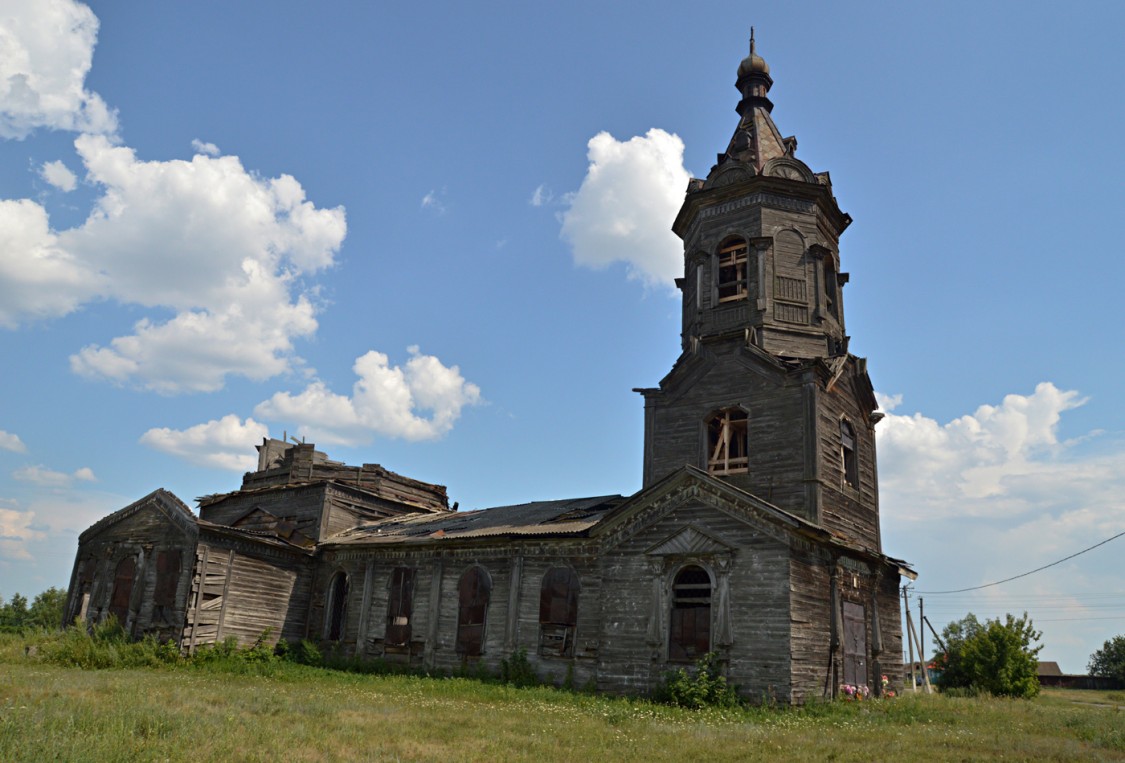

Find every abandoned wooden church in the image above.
[64,38,914,703]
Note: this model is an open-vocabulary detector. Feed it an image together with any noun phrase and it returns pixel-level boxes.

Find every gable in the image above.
[646,524,736,556]
[79,489,198,545]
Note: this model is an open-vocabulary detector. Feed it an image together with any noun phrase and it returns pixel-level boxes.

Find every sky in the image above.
[1,0,1123,674]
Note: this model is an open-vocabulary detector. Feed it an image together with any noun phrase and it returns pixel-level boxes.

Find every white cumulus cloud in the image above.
[0,507,46,561]
[877,382,1088,518]
[254,346,482,446]
[191,138,220,156]
[1,135,346,392]
[0,430,27,453]
[12,464,95,487]
[529,184,553,207]
[140,415,269,471]
[40,159,77,191]
[560,128,690,289]
[0,0,117,139]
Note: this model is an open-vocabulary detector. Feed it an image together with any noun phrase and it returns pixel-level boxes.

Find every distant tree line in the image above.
[0,588,67,632]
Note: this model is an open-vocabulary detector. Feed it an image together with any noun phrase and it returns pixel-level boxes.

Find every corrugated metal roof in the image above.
[328,494,625,545]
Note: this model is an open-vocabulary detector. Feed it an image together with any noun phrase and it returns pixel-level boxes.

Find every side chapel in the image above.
[64,37,914,703]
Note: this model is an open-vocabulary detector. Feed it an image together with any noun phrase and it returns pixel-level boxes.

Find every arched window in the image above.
[669,565,711,661]
[385,567,416,648]
[822,256,838,319]
[153,549,181,624]
[707,408,749,475]
[717,238,749,303]
[457,566,492,657]
[840,419,858,488]
[108,555,136,626]
[539,567,579,657]
[325,570,349,641]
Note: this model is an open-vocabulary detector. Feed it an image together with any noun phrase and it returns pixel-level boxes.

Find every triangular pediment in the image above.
[645,524,734,556]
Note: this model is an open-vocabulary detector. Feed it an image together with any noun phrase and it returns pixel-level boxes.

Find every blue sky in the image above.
[2,1,1123,673]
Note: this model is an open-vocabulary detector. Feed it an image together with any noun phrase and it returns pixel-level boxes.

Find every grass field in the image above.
[1,635,1122,761]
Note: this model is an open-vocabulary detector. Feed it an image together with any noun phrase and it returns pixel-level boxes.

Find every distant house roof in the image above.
[1038,661,1064,677]
[326,495,626,546]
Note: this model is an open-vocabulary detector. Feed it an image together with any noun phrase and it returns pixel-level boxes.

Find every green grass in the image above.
[1,633,1122,762]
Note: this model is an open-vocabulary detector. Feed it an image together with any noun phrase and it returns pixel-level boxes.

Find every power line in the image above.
[914,529,1125,594]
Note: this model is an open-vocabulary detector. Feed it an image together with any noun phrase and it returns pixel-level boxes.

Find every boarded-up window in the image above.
[108,555,136,625]
[456,566,491,657]
[840,419,858,488]
[152,549,182,625]
[843,601,867,686]
[669,566,711,661]
[707,408,749,475]
[385,567,416,647]
[717,239,748,303]
[539,567,579,657]
[326,571,349,641]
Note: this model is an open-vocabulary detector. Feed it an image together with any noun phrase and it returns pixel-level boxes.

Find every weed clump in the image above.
[654,652,740,709]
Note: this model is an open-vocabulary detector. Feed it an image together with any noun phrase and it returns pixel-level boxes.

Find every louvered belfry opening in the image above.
[669,565,712,661]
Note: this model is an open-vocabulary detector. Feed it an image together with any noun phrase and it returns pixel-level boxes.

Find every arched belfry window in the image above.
[822,256,838,319]
[707,408,749,475]
[669,565,712,661]
[457,566,492,657]
[539,567,579,657]
[716,238,749,303]
[325,570,349,641]
[840,419,858,488]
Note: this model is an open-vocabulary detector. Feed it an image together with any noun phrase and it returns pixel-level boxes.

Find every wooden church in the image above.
[63,37,914,703]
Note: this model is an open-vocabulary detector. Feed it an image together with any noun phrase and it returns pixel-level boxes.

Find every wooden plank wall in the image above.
[183,540,312,650]
[817,366,880,551]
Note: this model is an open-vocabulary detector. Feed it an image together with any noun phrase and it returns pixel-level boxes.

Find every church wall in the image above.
[66,500,196,642]
[646,348,810,522]
[199,484,328,542]
[816,368,880,551]
[594,500,794,700]
[182,537,312,650]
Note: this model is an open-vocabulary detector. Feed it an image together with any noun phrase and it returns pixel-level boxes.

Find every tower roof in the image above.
[710,30,797,177]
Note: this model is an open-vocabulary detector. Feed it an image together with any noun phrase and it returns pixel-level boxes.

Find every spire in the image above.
[736,27,773,115]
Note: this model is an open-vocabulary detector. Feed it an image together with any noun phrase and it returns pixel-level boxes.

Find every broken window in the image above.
[385,567,416,648]
[108,555,136,626]
[325,570,349,641]
[707,408,749,475]
[153,549,181,624]
[456,566,491,657]
[539,567,579,658]
[669,565,711,661]
[840,419,858,489]
[716,239,749,303]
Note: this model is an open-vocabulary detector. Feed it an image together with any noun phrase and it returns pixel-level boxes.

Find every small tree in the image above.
[935,612,1042,698]
[28,587,68,629]
[1088,635,1125,682]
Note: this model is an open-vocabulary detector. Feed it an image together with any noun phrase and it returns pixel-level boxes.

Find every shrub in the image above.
[499,648,539,687]
[935,612,1042,698]
[655,652,740,709]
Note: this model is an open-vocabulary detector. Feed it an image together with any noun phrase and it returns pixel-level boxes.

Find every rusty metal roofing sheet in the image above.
[327,494,625,545]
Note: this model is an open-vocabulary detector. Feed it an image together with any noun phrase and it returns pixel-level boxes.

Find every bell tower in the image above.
[638,33,884,553]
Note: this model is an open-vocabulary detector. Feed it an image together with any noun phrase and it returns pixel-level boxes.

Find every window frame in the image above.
[668,564,713,662]
[839,418,858,489]
[716,238,749,303]
[456,565,492,657]
[324,569,349,642]
[706,407,749,475]
[538,566,580,658]
[385,566,416,649]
